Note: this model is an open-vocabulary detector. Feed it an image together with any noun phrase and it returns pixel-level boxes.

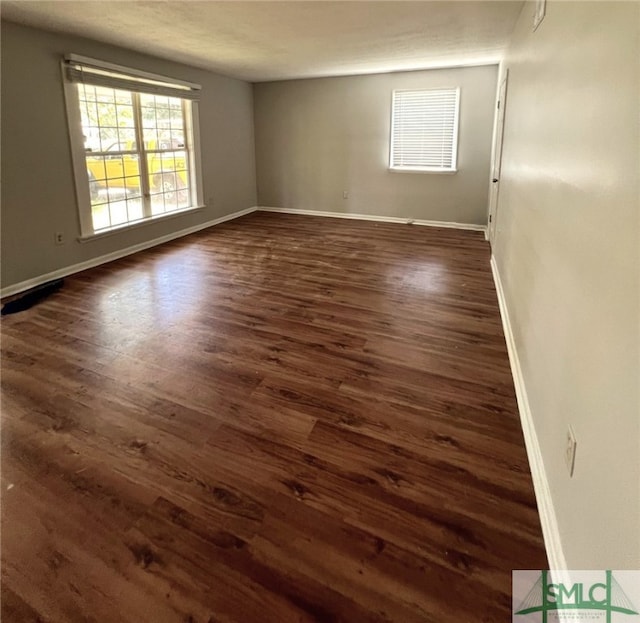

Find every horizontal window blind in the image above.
[390,88,459,171]
[65,55,200,100]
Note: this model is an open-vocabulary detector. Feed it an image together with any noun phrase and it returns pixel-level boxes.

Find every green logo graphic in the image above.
[515,571,638,622]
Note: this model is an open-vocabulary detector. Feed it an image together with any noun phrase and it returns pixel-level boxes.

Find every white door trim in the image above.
[488,69,509,245]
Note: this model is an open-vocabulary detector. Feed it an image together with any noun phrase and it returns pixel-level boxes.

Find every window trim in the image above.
[77,203,206,243]
[61,57,204,238]
[388,87,461,174]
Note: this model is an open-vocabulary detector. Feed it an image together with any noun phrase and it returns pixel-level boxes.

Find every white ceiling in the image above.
[0,1,524,82]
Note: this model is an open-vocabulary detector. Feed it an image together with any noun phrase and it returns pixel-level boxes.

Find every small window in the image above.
[63,55,204,237]
[389,88,460,173]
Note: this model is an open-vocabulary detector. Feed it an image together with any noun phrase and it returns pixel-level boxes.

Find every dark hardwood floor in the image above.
[1,212,547,622]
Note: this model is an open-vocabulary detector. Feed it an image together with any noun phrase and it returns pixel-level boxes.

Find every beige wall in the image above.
[254,65,497,225]
[495,2,639,567]
[1,21,256,289]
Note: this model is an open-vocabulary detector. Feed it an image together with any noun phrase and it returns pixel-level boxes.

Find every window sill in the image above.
[389,167,457,174]
[78,204,205,243]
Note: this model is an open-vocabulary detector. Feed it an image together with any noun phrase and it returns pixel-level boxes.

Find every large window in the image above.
[389,88,460,173]
[63,55,203,237]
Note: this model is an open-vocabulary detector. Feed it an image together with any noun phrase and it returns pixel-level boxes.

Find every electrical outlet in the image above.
[565,426,577,477]
[54,232,65,245]
[343,190,349,199]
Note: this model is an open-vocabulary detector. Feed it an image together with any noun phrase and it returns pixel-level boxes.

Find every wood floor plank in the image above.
[1,212,547,622]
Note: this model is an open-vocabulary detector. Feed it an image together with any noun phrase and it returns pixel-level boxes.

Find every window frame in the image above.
[389,87,461,174]
[62,56,204,240]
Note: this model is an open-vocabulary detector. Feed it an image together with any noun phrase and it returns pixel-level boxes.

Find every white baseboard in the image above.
[257,206,487,233]
[490,255,567,572]
[1,207,257,298]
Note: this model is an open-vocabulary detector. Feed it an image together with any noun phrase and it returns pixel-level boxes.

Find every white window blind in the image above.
[390,88,460,172]
[64,54,201,100]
